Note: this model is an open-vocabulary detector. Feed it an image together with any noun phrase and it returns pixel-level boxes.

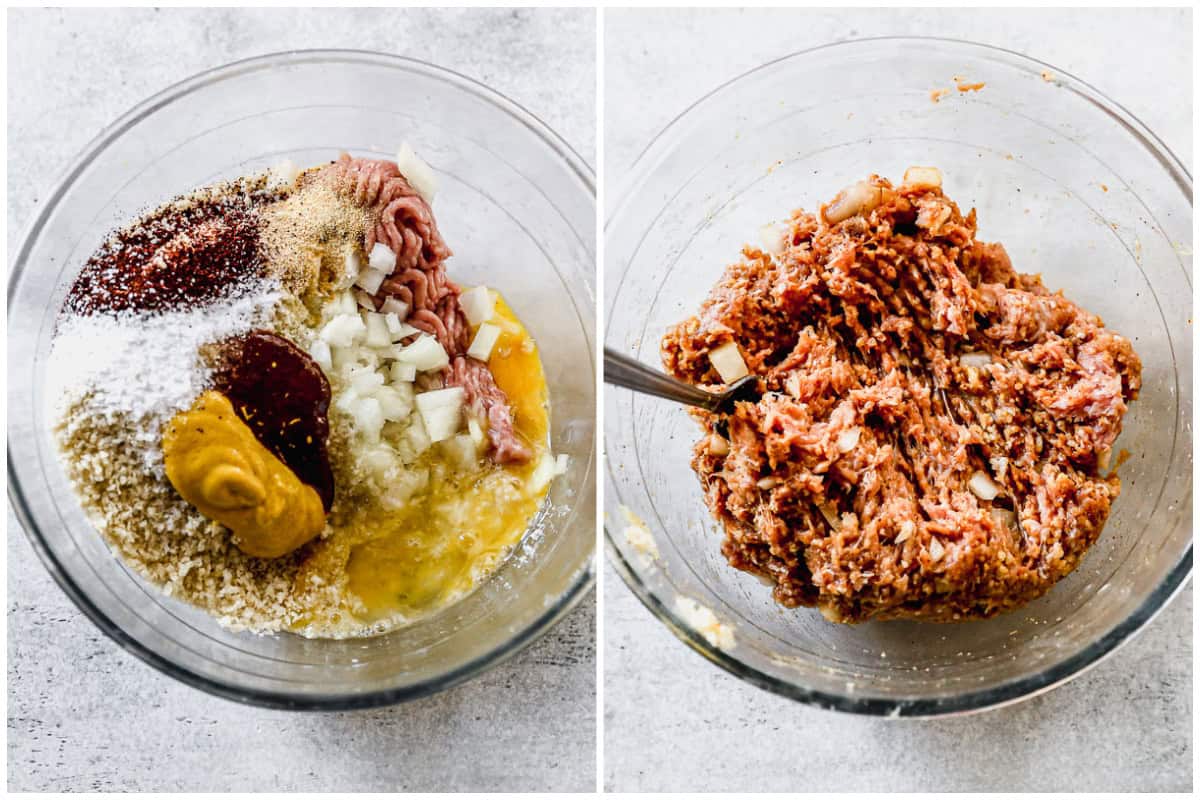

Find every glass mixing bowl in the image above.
[605,37,1191,716]
[9,51,595,709]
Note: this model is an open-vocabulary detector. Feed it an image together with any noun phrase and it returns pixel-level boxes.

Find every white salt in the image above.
[47,281,283,475]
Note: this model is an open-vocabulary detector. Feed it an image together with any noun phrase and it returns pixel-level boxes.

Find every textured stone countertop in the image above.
[7,8,595,792]
[603,7,1192,793]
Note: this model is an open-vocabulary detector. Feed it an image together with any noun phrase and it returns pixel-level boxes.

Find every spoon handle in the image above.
[604,347,720,412]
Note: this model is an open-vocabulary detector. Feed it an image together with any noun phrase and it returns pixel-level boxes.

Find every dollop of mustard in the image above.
[163,390,325,558]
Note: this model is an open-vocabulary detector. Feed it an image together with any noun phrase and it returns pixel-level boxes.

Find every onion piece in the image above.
[467,416,487,448]
[355,266,388,296]
[396,142,439,205]
[837,427,861,453]
[467,322,502,362]
[350,396,384,444]
[395,335,449,371]
[1097,448,1112,471]
[353,289,377,311]
[823,181,883,224]
[758,222,789,255]
[709,341,749,383]
[363,312,391,347]
[554,453,569,475]
[348,367,385,395]
[960,352,992,368]
[902,166,943,190]
[309,339,333,373]
[928,537,946,561]
[339,250,361,289]
[757,476,779,490]
[381,297,409,320]
[389,361,417,384]
[818,501,842,531]
[368,242,396,274]
[319,314,366,348]
[460,286,495,327]
[414,387,464,443]
[894,520,915,544]
[332,291,358,316]
[266,159,300,189]
[968,470,1001,501]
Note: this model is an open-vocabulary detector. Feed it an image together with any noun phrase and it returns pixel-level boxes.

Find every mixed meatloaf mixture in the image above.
[661,168,1141,623]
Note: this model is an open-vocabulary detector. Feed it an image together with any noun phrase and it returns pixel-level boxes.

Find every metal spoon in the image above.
[604,347,759,414]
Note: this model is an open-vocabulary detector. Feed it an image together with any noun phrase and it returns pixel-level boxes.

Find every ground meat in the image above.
[661,173,1141,623]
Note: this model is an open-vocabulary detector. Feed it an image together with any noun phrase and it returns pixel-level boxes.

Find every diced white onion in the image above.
[467,416,487,447]
[381,297,409,320]
[554,453,569,476]
[758,222,789,255]
[837,427,861,453]
[818,501,842,531]
[823,181,882,224]
[903,165,943,190]
[757,476,779,490]
[440,434,479,471]
[374,384,413,421]
[395,335,449,371]
[333,387,359,415]
[348,367,385,395]
[396,142,439,205]
[968,470,1001,501]
[309,339,332,373]
[332,291,358,316]
[351,396,385,443]
[415,387,464,443]
[960,352,992,368]
[928,537,946,561]
[460,286,495,327]
[530,452,559,492]
[319,314,366,348]
[708,435,730,456]
[363,312,391,347]
[989,456,1009,481]
[390,323,422,343]
[894,520,915,544]
[352,289,375,311]
[368,242,396,274]
[389,361,417,384]
[266,159,299,189]
[709,341,749,383]
[355,266,387,296]
[467,322,502,362]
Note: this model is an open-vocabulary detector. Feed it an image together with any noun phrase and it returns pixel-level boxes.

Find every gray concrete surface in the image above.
[603,8,1192,793]
[7,8,596,793]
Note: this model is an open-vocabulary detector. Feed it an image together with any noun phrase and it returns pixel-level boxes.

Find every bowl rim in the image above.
[604,35,1193,718]
[8,48,596,711]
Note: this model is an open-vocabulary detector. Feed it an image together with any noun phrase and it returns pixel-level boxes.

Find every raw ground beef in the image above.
[661,171,1141,623]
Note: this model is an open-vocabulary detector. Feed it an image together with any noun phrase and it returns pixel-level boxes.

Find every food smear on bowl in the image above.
[661,167,1142,623]
[47,148,567,637]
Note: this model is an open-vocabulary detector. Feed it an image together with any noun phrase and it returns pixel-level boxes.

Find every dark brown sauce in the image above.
[213,331,335,511]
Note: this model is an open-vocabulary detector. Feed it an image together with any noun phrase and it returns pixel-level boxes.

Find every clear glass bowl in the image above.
[8,51,596,709]
[605,37,1191,716]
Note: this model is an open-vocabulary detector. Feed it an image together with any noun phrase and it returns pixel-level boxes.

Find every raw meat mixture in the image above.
[661,172,1141,623]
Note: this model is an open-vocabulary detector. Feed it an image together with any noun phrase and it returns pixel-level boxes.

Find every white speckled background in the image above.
[7,8,595,792]
[603,8,1192,793]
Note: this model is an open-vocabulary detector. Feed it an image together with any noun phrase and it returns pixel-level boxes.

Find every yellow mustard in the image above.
[162,390,325,558]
